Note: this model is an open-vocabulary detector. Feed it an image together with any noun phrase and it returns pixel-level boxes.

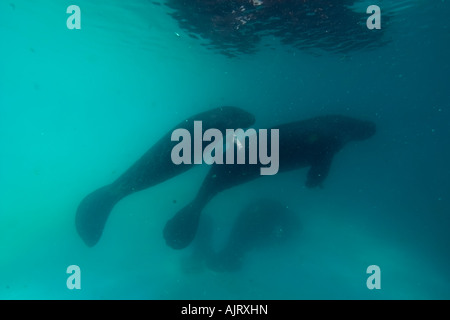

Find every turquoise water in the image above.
[1,0,449,299]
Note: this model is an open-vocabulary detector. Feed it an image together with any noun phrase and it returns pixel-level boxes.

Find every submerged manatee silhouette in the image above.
[188,199,301,273]
[76,106,255,247]
[164,115,376,249]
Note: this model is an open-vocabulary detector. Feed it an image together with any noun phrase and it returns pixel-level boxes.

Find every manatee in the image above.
[194,199,301,273]
[163,115,376,249]
[76,106,255,247]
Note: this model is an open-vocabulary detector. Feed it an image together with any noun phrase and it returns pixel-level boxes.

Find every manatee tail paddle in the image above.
[76,185,121,247]
[163,200,203,250]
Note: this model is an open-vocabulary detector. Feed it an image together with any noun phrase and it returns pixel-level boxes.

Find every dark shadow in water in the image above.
[165,0,387,57]
[183,199,301,273]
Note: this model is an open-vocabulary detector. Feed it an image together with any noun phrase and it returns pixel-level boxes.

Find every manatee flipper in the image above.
[75,185,121,247]
[305,153,333,188]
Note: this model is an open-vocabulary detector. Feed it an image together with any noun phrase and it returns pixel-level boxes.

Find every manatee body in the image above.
[76,106,255,247]
[206,199,301,272]
[163,115,376,249]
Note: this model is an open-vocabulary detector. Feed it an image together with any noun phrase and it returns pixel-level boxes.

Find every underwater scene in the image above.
[0,0,449,300]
